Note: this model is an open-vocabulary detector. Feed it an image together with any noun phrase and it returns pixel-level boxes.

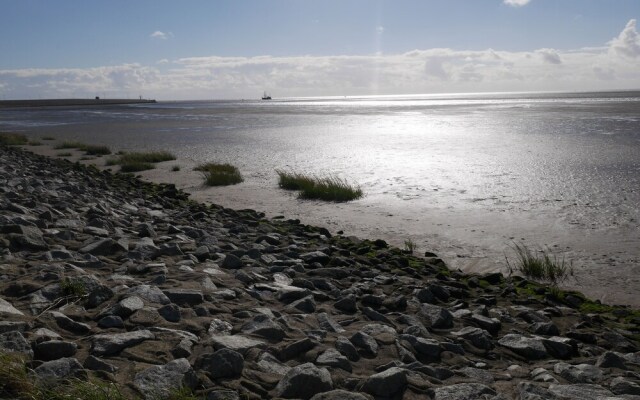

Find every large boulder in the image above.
[273,362,333,399]
[133,358,197,400]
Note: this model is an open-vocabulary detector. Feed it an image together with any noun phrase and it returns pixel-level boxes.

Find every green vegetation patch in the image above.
[276,170,363,202]
[506,243,573,286]
[54,141,86,149]
[82,144,111,155]
[106,151,176,173]
[56,152,72,157]
[0,132,29,146]
[195,162,244,186]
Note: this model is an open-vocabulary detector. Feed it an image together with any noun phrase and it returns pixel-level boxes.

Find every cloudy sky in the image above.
[1,0,639,100]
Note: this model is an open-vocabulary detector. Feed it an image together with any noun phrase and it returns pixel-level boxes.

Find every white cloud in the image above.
[503,0,531,7]
[150,31,172,40]
[1,20,640,100]
[608,19,640,58]
[536,48,562,64]
[376,26,385,34]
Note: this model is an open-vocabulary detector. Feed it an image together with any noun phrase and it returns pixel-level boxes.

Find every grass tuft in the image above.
[0,352,36,399]
[57,152,72,157]
[60,278,86,298]
[403,239,416,254]
[54,141,86,149]
[276,170,363,202]
[0,133,29,146]
[28,140,42,146]
[82,144,111,155]
[120,161,155,173]
[171,165,181,172]
[506,242,573,286]
[106,151,176,173]
[195,162,243,186]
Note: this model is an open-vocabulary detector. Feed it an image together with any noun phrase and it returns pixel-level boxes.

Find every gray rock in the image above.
[316,348,352,372]
[79,238,128,256]
[49,311,91,334]
[610,376,640,396]
[210,335,265,355]
[208,319,233,336]
[102,295,144,318]
[361,306,393,325]
[92,330,155,356]
[0,321,28,334]
[196,348,244,379]
[420,303,453,329]
[158,303,181,322]
[595,351,627,369]
[517,382,562,400]
[85,285,114,308]
[0,297,24,315]
[415,287,436,304]
[548,384,615,400]
[316,312,345,333]
[9,226,48,251]
[162,289,203,306]
[361,323,398,341]
[276,285,312,303]
[553,362,603,384]
[399,334,441,360]
[273,362,333,399]
[287,295,316,313]
[83,355,118,373]
[133,358,197,400]
[542,336,575,359]
[256,352,291,376]
[309,390,370,400]
[361,367,407,397]
[0,331,33,357]
[334,294,358,313]
[207,390,240,400]
[300,251,330,265]
[125,285,170,304]
[498,334,548,359]
[452,326,494,350]
[279,337,317,361]
[350,331,379,357]
[470,313,501,335]
[98,315,125,328]
[221,254,243,269]
[459,367,494,384]
[241,314,285,341]
[433,383,496,400]
[335,336,360,361]
[34,340,77,361]
[32,357,85,382]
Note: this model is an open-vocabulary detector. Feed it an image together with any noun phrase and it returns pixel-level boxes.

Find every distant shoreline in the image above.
[0,98,157,108]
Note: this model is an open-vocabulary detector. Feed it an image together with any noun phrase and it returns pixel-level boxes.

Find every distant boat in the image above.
[261,91,272,100]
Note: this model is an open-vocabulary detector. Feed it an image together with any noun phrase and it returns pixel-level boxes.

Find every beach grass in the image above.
[0,132,29,146]
[54,141,86,150]
[195,162,243,186]
[82,144,111,155]
[506,242,573,286]
[106,151,176,173]
[28,140,42,146]
[57,152,72,157]
[276,170,363,202]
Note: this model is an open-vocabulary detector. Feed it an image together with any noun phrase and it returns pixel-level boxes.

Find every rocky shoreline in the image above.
[1,145,639,399]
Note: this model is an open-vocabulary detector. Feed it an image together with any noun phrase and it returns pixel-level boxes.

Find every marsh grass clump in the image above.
[506,242,573,286]
[60,278,86,298]
[54,141,86,150]
[172,165,181,172]
[276,170,363,202]
[28,140,42,146]
[195,162,243,186]
[82,144,111,155]
[276,170,316,191]
[0,132,29,146]
[404,239,416,254]
[0,352,36,399]
[106,151,176,172]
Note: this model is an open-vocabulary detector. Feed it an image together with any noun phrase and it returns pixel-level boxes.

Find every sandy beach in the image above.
[20,140,640,307]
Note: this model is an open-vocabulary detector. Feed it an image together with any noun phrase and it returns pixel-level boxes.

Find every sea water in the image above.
[2,91,639,303]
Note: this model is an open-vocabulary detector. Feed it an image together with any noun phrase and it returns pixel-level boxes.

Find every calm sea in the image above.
[2,91,639,302]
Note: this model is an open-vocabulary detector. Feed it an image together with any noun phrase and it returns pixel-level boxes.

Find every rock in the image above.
[208,319,233,336]
[399,334,441,360]
[470,313,501,335]
[595,351,627,369]
[83,355,118,373]
[300,251,330,265]
[287,295,316,313]
[34,340,77,361]
[335,294,358,313]
[548,383,615,399]
[256,352,291,376]
[541,336,575,359]
[553,362,603,384]
[133,358,197,400]
[221,254,243,269]
[241,314,285,341]
[316,348,352,372]
[452,326,494,350]
[79,238,127,256]
[0,331,33,357]
[98,315,125,328]
[32,357,86,382]
[92,330,155,356]
[0,321,28,334]
[420,303,453,329]
[9,226,48,251]
[316,312,345,333]
[272,362,333,399]
[0,297,24,315]
[210,335,265,355]
[162,289,203,306]
[610,376,640,396]
[335,336,360,362]
[50,311,91,334]
[517,382,562,400]
[158,303,181,322]
[279,338,317,361]
[125,285,170,304]
[196,348,244,379]
[102,295,144,318]
[207,390,241,400]
[433,383,496,400]
[309,390,370,400]
[350,331,379,357]
[498,334,548,359]
[85,285,114,308]
[361,367,408,397]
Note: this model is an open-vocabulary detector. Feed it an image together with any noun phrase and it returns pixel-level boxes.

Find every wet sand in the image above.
[22,141,640,307]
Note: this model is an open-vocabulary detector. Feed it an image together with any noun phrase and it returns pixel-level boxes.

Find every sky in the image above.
[1,0,639,100]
